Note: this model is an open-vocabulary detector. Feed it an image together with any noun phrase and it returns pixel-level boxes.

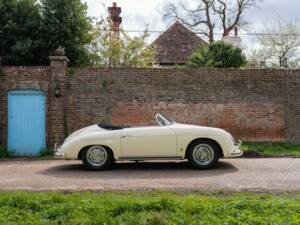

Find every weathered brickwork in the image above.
[112,102,285,141]
[0,64,300,149]
[66,68,300,142]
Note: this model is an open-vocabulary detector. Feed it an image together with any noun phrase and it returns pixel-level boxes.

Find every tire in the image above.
[82,145,114,171]
[187,140,220,169]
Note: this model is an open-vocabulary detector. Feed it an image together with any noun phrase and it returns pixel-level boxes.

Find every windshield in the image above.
[155,113,174,126]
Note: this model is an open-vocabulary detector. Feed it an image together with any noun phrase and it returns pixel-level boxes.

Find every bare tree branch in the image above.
[252,19,300,68]
[164,0,260,42]
[163,0,215,42]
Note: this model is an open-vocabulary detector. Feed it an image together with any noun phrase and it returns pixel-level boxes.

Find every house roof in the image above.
[152,21,207,65]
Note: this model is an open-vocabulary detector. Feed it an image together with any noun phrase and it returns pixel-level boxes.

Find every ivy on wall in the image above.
[0,67,5,78]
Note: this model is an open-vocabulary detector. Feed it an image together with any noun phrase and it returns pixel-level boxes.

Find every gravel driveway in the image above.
[0,158,299,192]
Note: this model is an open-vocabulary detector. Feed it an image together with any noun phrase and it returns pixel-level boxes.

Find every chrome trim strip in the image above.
[118,156,183,161]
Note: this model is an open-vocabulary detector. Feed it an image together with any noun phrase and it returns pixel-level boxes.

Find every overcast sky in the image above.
[83,0,300,49]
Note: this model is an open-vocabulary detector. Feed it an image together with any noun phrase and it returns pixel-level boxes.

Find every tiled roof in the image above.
[152,21,207,65]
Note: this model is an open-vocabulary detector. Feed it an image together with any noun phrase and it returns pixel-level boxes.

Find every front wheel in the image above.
[187,140,220,169]
[82,146,114,171]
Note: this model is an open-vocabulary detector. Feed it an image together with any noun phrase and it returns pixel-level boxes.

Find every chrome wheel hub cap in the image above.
[86,146,107,167]
[193,144,214,165]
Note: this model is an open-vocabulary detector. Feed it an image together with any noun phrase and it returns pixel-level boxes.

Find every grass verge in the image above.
[242,142,300,157]
[0,192,299,224]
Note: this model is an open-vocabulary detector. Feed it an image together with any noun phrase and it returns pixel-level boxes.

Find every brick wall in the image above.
[111,102,285,141]
[66,68,300,142]
[1,64,300,149]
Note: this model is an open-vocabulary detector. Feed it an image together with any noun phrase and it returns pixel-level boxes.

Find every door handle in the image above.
[122,135,132,138]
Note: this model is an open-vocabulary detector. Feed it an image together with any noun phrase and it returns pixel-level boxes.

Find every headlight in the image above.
[228,133,234,143]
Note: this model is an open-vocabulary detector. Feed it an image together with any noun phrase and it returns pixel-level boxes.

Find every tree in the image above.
[40,0,94,66]
[188,41,247,68]
[90,22,156,67]
[248,20,300,69]
[0,0,95,66]
[0,0,43,66]
[164,0,260,43]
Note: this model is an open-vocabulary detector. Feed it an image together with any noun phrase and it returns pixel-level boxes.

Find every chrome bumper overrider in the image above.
[230,140,243,157]
[53,143,65,159]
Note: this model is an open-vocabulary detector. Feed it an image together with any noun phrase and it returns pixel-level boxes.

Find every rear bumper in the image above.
[53,143,65,159]
[229,140,243,157]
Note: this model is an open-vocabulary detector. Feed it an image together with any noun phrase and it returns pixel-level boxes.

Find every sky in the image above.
[84,0,166,31]
[83,0,300,49]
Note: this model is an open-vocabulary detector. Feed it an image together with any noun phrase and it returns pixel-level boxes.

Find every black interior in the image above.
[98,123,131,130]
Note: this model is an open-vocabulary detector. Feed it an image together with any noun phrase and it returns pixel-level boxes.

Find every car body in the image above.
[54,113,242,170]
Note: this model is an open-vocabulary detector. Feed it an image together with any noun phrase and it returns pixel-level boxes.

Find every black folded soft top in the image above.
[97,123,131,130]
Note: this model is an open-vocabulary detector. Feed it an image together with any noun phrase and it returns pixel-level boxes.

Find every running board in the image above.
[118,156,184,161]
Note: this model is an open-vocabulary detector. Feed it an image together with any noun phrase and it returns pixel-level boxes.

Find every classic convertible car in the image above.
[54,113,242,170]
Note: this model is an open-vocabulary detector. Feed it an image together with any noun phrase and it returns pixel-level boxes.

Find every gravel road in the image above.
[0,158,299,192]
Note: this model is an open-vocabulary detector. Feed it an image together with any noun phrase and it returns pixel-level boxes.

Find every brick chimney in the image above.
[108,2,122,39]
[234,26,238,37]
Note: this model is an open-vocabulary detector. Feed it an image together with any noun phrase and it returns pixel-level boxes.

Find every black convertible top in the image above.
[98,123,131,130]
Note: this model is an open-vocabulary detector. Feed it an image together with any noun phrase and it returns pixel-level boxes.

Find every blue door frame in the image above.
[8,90,46,156]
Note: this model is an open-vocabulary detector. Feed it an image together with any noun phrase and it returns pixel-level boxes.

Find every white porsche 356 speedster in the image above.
[54,113,242,170]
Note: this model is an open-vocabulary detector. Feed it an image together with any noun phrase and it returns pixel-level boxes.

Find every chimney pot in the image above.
[113,2,117,7]
[234,26,238,36]
[223,28,229,37]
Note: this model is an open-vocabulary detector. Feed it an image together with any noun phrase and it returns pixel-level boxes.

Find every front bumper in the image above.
[53,143,65,159]
[230,140,243,157]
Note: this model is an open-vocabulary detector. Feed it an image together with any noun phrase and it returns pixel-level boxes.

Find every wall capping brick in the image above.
[49,56,69,68]
[66,67,300,75]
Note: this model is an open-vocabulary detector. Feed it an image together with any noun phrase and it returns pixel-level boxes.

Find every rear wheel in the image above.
[187,140,220,169]
[82,145,114,171]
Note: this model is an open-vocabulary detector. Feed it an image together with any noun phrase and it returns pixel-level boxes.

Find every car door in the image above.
[120,126,177,158]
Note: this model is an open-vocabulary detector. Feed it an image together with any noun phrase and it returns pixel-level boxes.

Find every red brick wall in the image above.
[0,66,300,148]
[66,68,300,142]
[112,102,285,141]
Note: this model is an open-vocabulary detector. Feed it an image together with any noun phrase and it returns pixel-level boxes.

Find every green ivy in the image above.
[0,67,5,78]
[68,68,75,76]
[101,80,115,90]
[0,146,7,158]
[63,109,69,138]
[40,146,53,157]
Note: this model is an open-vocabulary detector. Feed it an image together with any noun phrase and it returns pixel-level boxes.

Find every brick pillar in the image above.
[49,55,69,146]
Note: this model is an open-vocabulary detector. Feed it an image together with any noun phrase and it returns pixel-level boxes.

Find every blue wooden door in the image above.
[8,90,46,156]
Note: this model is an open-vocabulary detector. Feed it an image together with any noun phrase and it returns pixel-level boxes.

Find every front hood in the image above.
[172,123,224,131]
[172,123,231,137]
